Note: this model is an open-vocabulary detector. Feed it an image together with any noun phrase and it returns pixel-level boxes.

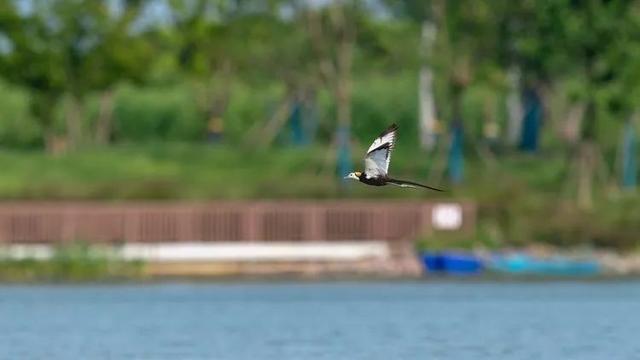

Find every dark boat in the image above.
[420,252,483,275]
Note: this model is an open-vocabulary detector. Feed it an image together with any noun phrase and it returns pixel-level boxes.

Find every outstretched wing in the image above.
[363,123,398,178]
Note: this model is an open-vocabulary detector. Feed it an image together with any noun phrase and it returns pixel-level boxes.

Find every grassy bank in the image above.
[0,144,638,250]
[0,143,451,200]
[0,243,143,282]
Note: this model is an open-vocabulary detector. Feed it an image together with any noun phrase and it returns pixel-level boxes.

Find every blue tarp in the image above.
[622,121,637,189]
[289,101,306,145]
[288,98,318,146]
[519,87,542,152]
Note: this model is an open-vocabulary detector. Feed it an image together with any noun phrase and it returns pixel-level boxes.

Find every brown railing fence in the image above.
[0,201,474,244]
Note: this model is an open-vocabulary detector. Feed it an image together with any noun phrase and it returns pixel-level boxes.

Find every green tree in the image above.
[0,0,154,150]
[518,0,640,208]
[0,2,66,150]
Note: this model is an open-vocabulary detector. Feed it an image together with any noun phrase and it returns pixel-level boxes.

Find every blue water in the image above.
[1,281,639,359]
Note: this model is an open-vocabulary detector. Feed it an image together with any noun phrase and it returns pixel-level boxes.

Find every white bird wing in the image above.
[363,124,398,178]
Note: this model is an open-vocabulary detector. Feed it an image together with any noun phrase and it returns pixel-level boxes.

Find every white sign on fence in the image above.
[432,203,463,230]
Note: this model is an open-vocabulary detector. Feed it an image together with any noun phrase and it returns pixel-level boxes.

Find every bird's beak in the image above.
[343,175,350,179]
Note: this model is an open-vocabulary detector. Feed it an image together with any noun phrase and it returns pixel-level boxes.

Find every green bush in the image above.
[531,197,640,250]
[0,242,143,282]
[0,81,42,149]
[114,84,204,142]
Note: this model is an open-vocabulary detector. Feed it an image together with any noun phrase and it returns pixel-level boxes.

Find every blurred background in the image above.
[1,0,639,263]
[1,0,640,358]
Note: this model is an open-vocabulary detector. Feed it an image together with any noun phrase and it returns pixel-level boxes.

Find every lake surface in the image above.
[1,281,639,359]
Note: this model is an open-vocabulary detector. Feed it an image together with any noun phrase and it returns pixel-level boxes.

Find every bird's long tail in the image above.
[387,178,444,192]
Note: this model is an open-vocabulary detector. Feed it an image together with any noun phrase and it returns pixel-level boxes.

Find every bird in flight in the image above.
[344,123,443,191]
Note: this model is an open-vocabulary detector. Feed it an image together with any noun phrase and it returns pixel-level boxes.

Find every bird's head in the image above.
[344,171,361,181]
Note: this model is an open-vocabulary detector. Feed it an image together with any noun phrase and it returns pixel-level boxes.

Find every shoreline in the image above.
[1,270,640,285]
[2,242,640,282]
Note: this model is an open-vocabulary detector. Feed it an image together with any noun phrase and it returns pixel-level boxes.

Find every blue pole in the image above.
[448,120,464,184]
[622,121,637,189]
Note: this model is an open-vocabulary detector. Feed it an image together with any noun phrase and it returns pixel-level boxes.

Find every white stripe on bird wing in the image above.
[363,125,398,178]
[366,130,396,154]
[364,147,391,177]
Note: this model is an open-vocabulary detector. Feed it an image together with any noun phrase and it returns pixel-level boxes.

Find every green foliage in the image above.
[222,81,286,142]
[530,196,640,251]
[0,0,155,147]
[1,0,640,251]
[415,228,500,252]
[0,142,451,200]
[1,0,638,151]
[0,142,637,250]
[0,72,422,147]
[0,81,41,148]
[113,84,204,141]
[351,71,418,146]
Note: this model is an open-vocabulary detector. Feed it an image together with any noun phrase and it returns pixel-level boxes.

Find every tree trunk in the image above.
[333,3,354,189]
[30,92,61,154]
[255,96,292,148]
[619,115,638,191]
[506,67,523,147]
[204,61,232,142]
[66,95,84,150]
[305,3,354,186]
[334,60,352,132]
[419,21,438,151]
[95,90,115,145]
[333,7,353,131]
[44,130,56,153]
[306,2,354,131]
[560,102,585,195]
[577,141,596,210]
[576,101,597,210]
[563,103,585,147]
